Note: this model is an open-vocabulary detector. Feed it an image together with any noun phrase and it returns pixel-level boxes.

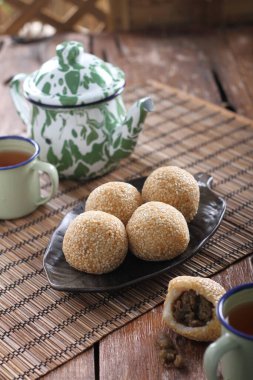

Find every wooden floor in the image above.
[1,25,253,380]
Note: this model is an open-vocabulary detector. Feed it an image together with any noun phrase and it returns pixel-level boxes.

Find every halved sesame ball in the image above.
[62,211,128,274]
[163,276,226,341]
[126,201,189,261]
[85,181,142,225]
[142,166,200,222]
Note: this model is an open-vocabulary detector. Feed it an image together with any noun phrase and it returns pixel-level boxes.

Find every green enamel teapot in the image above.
[10,41,153,180]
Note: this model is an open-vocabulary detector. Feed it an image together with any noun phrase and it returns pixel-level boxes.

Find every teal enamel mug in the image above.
[204,283,253,380]
[0,135,59,219]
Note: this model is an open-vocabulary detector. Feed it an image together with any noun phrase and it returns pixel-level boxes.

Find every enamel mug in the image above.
[0,135,58,219]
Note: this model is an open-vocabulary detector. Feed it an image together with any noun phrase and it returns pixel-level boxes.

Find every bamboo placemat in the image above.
[1,80,253,379]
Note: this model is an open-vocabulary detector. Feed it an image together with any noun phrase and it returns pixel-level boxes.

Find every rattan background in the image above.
[0,80,253,379]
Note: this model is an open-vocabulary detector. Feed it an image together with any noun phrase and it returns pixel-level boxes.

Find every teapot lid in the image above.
[23,40,125,107]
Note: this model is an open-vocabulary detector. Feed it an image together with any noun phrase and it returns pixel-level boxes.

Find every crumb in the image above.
[156,331,185,369]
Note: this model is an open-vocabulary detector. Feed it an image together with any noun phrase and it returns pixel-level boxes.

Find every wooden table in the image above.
[1,27,253,380]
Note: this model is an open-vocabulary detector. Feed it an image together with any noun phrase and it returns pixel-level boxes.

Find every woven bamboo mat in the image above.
[1,80,253,379]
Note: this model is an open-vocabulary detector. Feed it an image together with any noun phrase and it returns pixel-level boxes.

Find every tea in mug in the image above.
[226,302,253,335]
[0,150,31,167]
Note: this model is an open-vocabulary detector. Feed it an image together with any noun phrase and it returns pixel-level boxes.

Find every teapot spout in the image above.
[110,97,154,161]
[137,97,154,124]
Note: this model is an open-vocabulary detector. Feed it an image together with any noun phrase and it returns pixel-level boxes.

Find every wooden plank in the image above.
[200,27,253,118]
[117,33,222,104]
[99,258,253,380]
[107,0,123,33]
[149,79,253,126]
[108,0,253,32]
[226,27,253,112]
[128,2,205,30]
[92,33,124,65]
[223,0,253,24]
[109,0,130,32]
[0,36,35,135]
[41,348,95,380]
[0,36,55,135]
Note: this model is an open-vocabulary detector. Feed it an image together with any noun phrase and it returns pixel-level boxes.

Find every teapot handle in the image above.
[10,73,31,133]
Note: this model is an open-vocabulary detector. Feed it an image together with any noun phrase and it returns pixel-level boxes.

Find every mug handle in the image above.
[10,73,31,133]
[203,333,239,380]
[32,161,59,206]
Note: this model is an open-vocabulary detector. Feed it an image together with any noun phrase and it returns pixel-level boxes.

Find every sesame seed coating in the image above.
[126,201,189,261]
[142,166,200,222]
[163,276,226,341]
[62,211,128,274]
[85,182,142,225]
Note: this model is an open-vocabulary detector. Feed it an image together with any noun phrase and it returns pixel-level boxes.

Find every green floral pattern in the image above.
[30,96,152,179]
[23,41,125,107]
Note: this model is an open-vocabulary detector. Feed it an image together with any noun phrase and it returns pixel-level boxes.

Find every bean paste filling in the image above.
[172,290,213,327]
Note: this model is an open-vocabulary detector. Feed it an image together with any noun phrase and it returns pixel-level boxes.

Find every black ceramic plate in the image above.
[11,36,53,44]
[44,173,226,292]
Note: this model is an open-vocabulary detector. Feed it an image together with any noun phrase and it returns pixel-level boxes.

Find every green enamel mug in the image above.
[204,283,253,380]
[0,135,59,219]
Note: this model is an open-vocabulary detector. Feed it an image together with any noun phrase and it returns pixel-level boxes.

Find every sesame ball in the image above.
[85,182,142,225]
[126,201,189,261]
[62,211,128,274]
[142,166,200,222]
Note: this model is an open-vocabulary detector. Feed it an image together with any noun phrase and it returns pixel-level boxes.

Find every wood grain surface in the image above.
[1,26,253,380]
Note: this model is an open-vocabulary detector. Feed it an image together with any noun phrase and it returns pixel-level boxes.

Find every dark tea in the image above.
[226,302,253,335]
[0,150,31,167]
